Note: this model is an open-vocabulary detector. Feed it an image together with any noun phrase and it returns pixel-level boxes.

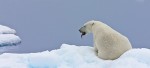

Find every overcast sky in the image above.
[0,0,150,53]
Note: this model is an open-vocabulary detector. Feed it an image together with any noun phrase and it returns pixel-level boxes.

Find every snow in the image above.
[0,44,150,68]
[0,25,16,34]
[0,34,21,46]
[0,25,21,47]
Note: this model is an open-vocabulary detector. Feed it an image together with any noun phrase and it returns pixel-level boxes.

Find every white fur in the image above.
[81,20,132,60]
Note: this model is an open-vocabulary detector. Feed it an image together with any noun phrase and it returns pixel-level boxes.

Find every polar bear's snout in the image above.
[79,27,87,38]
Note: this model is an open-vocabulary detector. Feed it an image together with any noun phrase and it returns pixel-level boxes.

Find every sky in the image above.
[0,0,150,53]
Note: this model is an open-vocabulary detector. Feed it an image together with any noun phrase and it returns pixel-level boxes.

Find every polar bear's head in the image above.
[79,20,95,38]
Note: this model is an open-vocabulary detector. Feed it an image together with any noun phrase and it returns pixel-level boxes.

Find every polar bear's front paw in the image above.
[94,47,98,56]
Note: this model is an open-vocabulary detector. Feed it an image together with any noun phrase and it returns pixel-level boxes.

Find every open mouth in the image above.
[79,29,86,38]
[81,32,86,38]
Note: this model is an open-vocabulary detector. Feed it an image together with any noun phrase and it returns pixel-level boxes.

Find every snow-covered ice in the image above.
[0,25,21,47]
[0,44,150,68]
[0,25,16,34]
[0,34,21,46]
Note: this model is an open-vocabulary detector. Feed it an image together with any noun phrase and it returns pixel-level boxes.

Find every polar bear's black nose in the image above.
[79,29,82,33]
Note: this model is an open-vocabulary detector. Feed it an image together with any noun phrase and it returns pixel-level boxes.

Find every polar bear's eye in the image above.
[92,23,94,25]
[84,26,86,28]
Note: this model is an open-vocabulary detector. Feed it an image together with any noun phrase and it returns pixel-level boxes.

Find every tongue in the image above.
[81,32,86,38]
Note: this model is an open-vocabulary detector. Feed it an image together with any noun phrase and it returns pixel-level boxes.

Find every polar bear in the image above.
[79,20,132,60]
